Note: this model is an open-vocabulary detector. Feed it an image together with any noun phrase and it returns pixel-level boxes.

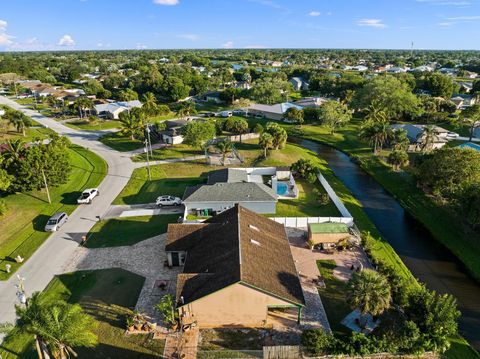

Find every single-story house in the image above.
[289,77,309,91]
[183,182,277,217]
[457,142,480,152]
[248,102,303,121]
[197,91,223,104]
[308,222,350,248]
[451,94,477,109]
[159,119,189,144]
[93,100,142,119]
[391,124,448,151]
[166,205,305,328]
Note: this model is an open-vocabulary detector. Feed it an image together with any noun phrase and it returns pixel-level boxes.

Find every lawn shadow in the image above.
[60,191,82,205]
[32,214,51,231]
[76,342,162,359]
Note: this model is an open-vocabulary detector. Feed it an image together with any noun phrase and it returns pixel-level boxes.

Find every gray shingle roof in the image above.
[183,182,277,203]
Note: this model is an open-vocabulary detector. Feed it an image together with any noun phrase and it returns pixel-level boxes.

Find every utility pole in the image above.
[144,139,152,181]
[146,124,153,157]
[41,169,51,204]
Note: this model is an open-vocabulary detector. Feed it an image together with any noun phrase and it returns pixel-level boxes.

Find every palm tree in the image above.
[420,125,437,153]
[215,139,233,164]
[460,104,480,142]
[119,111,141,140]
[142,92,159,117]
[6,111,32,136]
[387,150,409,171]
[359,119,393,155]
[347,269,391,326]
[7,292,97,359]
[259,132,274,158]
[35,302,97,359]
[74,97,94,119]
[364,101,388,124]
[3,138,25,163]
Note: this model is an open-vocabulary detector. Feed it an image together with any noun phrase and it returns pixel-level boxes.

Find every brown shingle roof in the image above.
[168,205,304,307]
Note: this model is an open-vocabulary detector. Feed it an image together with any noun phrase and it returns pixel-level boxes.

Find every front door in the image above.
[171,252,180,266]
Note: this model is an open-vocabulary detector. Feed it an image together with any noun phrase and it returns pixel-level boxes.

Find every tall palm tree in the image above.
[3,138,25,163]
[6,292,97,359]
[259,132,274,158]
[142,92,159,117]
[421,125,437,153]
[73,97,94,119]
[347,269,391,326]
[119,111,141,140]
[359,119,393,155]
[364,100,388,124]
[215,139,233,164]
[6,111,32,137]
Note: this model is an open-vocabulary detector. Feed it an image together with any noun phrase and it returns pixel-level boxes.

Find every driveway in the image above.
[103,204,184,219]
[0,96,137,326]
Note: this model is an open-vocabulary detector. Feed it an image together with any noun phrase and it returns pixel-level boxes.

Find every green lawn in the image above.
[65,119,121,131]
[148,112,177,122]
[0,145,107,280]
[316,260,351,335]
[0,268,165,359]
[0,105,55,142]
[99,132,145,152]
[85,214,179,248]
[132,144,203,162]
[114,161,211,205]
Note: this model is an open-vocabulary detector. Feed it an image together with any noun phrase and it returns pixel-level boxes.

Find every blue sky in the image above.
[1,0,480,51]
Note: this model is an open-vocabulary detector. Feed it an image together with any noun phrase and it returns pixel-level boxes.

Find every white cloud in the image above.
[356,19,387,28]
[446,15,480,20]
[0,20,13,46]
[309,11,321,16]
[438,21,455,26]
[136,43,148,49]
[416,0,470,6]
[0,20,7,31]
[153,0,179,5]
[177,33,199,41]
[222,41,234,49]
[58,34,75,46]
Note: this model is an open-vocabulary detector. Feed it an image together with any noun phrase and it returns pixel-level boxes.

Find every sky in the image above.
[1,0,480,51]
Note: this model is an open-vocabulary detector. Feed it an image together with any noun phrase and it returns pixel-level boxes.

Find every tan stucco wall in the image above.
[309,232,349,245]
[179,283,296,328]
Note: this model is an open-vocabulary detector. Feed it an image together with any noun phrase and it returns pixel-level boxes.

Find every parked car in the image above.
[77,188,99,204]
[45,212,68,232]
[219,111,233,118]
[446,131,460,139]
[156,195,182,207]
[233,109,247,116]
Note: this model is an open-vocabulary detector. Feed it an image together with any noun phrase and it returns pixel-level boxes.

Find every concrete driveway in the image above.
[0,96,138,326]
[103,203,184,219]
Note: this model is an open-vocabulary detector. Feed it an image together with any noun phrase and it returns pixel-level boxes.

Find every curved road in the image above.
[0,96,138,326]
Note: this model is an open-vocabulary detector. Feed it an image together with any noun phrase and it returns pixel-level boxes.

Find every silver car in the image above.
[45,212,68,232]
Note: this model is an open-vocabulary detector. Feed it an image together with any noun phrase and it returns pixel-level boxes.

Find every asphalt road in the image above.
[0,96,138,326]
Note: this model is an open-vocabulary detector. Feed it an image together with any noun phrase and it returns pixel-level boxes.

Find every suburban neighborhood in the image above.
[1,1,480,359]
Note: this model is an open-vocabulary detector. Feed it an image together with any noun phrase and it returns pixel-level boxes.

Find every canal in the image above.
[300,139,480,350]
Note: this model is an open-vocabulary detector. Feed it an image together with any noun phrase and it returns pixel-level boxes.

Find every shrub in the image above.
[301,329,333,355]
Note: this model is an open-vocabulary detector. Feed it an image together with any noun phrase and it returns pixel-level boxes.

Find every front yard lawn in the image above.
[0,145,107,280]
[85,214,178,248]
[65,119,121,131]
[114,161,211,205]
[100,132,145,152]
[0,268,164,359]
[132,144,203,162]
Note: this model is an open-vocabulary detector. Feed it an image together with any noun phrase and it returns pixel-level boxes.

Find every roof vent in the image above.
[249,225,260,232]
[250,239,261,246]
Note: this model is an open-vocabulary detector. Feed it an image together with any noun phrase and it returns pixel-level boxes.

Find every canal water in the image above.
[299,139,480,350]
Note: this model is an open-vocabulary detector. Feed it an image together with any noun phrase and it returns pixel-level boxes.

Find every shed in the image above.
[308,222,350,247]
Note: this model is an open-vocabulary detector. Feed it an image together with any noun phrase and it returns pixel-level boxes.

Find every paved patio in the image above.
[286,227,372,332]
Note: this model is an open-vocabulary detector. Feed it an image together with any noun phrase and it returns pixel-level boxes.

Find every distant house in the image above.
[158,118,189,145]
[458,82,473,93]
[248,102,303,121]
[294,97,329,108]
[197,91,223,104]
[93,100,142,119]
[166,205,305,328]
[289,77,309,91]
[411,65,434,73]
[387,67,407,74]
[451,94,477,109]
[457,142,480,152]
[391,124,448,151]
[308,222,351,249]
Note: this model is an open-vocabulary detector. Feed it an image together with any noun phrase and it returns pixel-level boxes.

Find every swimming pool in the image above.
[277,182,288,195]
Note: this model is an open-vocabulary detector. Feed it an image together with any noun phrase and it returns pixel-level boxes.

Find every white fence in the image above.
[316,172,352,218]
[228,132,260,142]
[270,216,354,228]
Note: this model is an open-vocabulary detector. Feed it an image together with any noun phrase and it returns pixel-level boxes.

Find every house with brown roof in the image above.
[166,205,305,328]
